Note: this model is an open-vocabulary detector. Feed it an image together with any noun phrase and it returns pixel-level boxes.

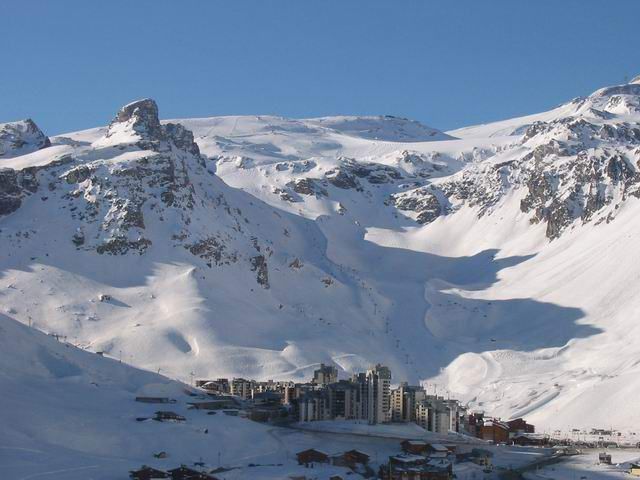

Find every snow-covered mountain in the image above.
[2,77,640,430]
[0,119,51,159]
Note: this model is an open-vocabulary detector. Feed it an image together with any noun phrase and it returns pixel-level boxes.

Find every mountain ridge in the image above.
[2,77,640,429]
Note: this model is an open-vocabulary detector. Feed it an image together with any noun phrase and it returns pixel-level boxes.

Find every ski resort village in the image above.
[4,76,640,478]
[3,3,640,476]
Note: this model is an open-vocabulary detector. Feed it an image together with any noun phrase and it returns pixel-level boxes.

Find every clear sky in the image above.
[1,0,639,135]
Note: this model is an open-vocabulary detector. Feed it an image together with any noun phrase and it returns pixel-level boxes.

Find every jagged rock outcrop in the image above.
[390,188,444,224]
[0,119,50,158]
[286,178,327,197]
[390,81,640,239]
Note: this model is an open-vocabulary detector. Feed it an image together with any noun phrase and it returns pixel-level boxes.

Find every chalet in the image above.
[296,448,330,465]
[629,463,640,477]
[153,411,186,422]
[401,439,429,455]
[136,397,176,404]
[129,465,169,479]
[480,420,509,443]
[167,465,218,479]
[426,444,450,458]
[506,418,535,434]
[381,456,451,480]
[331,449,370,468]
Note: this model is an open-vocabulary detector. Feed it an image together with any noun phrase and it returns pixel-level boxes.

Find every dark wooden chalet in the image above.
[401,439,429,455]
[129,465,169,479]
[296,448,330,465]
[167,465,218,479]
[331,449,370,467]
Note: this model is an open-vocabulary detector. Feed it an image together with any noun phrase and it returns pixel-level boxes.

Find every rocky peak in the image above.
[104,99,202,159]
[629,74,640,85]
[0,119,51,158]
[106,98,163,140]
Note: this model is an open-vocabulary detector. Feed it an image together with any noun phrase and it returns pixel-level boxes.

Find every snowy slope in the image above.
[0,313,411,480]
[2,78,640,431]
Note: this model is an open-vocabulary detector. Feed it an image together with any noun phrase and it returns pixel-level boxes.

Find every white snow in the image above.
[2,76,640,448]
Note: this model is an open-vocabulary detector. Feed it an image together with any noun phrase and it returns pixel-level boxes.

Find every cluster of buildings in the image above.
[197,364,464,433]
[195,363,538,444]
[295,440,455,480]
[466,413,541,445]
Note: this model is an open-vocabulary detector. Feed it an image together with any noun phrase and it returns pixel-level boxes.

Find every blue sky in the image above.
[1,1,639,135]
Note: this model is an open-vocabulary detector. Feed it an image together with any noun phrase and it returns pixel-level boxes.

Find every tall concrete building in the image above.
[366,364,391,424]
[391,383,426,422]
[313,363,338,386]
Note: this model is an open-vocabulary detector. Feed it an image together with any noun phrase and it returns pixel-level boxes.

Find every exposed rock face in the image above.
[391,188,443,224]
[389,85,640,239]
[339,158,403,184]
[105,99,203,159]
[324,166,361,190]
[0,169,23,215]
[287,178,327,197]
[250,254,270,289]
[107,98,163,141]
[0,167,39,215]
[0,119,51,158]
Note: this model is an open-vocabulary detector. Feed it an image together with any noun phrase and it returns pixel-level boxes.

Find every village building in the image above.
[327,380,362,419]
[129,465,169,479]
[401,440,429,456]
[230,378,253,399]
[250,390,283,406]
[167,465,218,479]
[380,454,451,480]
[296,448,330,466]
[331,449,370,468]
[415,396,454,434]
[464,412,484,437]
[425,444,450,458]
[366,364,392,424]
[313,363,338,386]
[391,383,425,423]
[480,419,509,443]
[507,418,535,434]
[511,433,548,447]
[196,378,230,394]
[298,390,331,422]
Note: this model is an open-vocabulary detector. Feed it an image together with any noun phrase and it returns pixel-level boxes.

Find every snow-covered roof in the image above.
[429,444,449,452]
[391,454,426,463]
[403,439,428,446]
